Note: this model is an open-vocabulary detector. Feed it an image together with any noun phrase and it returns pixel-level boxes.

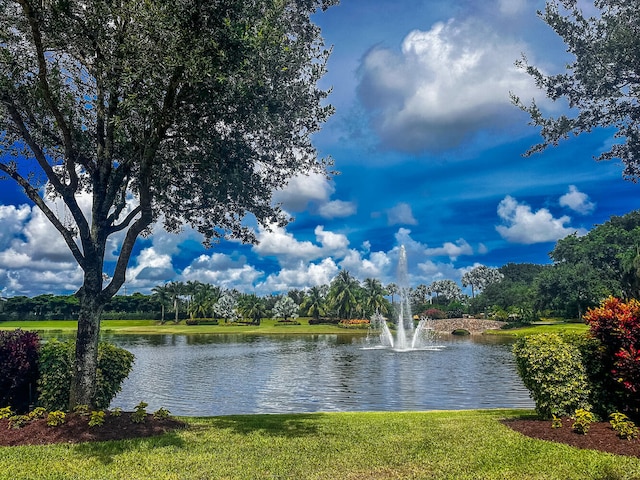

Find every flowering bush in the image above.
[338,319,370,329]
[0,329,40,413]
[584,297,640,414]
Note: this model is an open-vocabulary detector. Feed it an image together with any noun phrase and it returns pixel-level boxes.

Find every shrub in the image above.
[89,410,106,427]
[132,401,148,423]
[338,319,370,329]
[28,406,47,419]
[38,339,134,411]
[584,297,640,416]
[513,333,591,419]
[422,308,446,320]
[153,407,171,419]
[572,409,594,435]
[609,412,639,440]
[46,410,66,427]
[8,414,30,429]
[0,406,13,419]
[0,329,40,413]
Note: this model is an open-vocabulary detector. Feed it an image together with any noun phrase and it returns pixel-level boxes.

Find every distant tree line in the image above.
[2,209,639,324]
[470,210,640,321]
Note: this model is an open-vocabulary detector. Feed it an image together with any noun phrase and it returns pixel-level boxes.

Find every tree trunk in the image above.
[69,295,105,409]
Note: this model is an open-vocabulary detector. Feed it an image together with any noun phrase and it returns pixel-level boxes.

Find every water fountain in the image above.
[367,245,436,351]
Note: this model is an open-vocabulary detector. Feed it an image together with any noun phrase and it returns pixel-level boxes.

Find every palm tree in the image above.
[386,283,398,305]
[328,270,361,320]
[151,284,171,324]
[188,283,221,320]
[166,281,185,323]
[301,285,328,321]
[238,294,267,325]
[362,278,390,317]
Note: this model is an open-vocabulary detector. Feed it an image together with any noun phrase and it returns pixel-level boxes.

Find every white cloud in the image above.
[126,247,176,289]
[386,202,418,225]
[318,199,357,218]
[272,172,333,212]
[181,253,263,291]
[253,224,323,266]
[496,195,586,244]
[357,18,538,152]
[255,258,339,294]
[559,185,596,215]
[425,238,473,261]
[314,226,350,254]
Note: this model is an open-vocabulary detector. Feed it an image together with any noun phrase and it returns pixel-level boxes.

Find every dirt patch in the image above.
[504,416,640,458]
[0,412,186,446]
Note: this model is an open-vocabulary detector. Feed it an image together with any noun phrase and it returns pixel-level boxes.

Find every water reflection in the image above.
[98,333,533,416]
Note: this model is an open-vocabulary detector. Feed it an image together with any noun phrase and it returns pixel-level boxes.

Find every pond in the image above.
[99,333,534,416]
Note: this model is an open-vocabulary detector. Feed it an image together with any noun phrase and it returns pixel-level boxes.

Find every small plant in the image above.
[609,412,639,440]
[46,410,66,427]
[28,407,47,420]
[131,401,148,424]
[110,407,123,417]
[0,406,13,419]
[88,410,106,427]
[8,415,30,429]
[153,407,171,419]
[572,409,594,435]
[73,404,90,416]
[551,414,563,429]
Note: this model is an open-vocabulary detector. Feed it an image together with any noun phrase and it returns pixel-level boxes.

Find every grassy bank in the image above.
[1,410,638,480]
[0,318,358,335]
[486,322,589,337]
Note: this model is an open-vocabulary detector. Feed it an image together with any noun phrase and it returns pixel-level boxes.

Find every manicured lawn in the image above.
[486,322,589,337]
[0,318,356,335]
[1,410,638,480]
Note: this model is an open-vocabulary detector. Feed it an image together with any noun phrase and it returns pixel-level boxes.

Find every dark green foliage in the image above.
[38,340,133,411]
[513,0,640,180]
[0,329,40,413]
[563,333,623,419]
[513,333,592,418]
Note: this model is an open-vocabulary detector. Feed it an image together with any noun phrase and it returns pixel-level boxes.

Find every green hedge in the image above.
[513,333,592,418]
[38,340,134,411]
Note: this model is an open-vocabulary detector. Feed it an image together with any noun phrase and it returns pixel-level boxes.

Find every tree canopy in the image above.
[0,0,337,407]
[512,0,640,179]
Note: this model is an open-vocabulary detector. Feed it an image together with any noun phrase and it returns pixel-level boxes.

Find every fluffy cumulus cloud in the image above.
[496,195,586,244]
[253,223,350,268]
[425,238,473,261]
[559,185,596,215]
[386,202,418,225]
[0,202,85,296]
[357,18,538,152]
[272,172,333,212]
[255,257,339,294]
[181,253,263,291]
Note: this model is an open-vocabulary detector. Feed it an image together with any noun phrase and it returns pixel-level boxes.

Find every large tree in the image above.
[0,0,336,407]
[512,0,640,179]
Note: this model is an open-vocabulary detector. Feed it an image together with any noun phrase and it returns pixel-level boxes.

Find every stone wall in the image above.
[425,318,506,334]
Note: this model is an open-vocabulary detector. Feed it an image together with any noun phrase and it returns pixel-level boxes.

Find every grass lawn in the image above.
[1,410,638,480]
[486,322,589,337]
[0,318,357,336]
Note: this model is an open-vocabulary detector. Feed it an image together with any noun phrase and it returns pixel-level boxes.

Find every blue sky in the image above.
[1,0,639,297]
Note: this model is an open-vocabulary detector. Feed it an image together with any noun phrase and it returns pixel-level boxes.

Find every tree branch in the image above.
[0,163,86,268]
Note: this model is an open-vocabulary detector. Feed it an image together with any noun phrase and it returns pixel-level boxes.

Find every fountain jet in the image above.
[368,245,433,351]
